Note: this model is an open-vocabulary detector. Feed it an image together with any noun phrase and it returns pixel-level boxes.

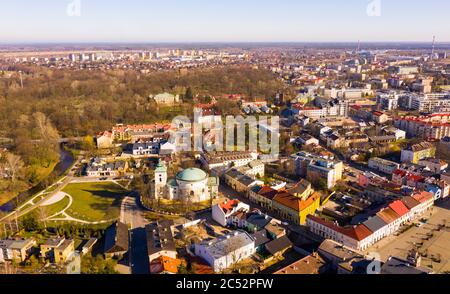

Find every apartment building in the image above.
[368,157,400,174]
[410,93,450,113]
[194,231,255,273]
[400,142,436,164]
[291,152,344,189]
[395,114,450,140]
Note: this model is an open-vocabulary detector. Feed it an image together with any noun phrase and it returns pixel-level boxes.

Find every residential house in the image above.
[291,152,343,190]
[401,196,422,219]
[194,231,255,273]
[411,191,434,215]
[223,169,263,195]
[264,235,292,257]
[248,186,278,210]
[41,237,66,261]
[146,220,177,262]
[245,211,274,233]
[381,256,433,274]
[317,239,371,274]
[287,179,314,200]
[362,216,389,244]
[234,160,265,178]
[0,239,35,263]
[376,208,402,236]
[295,134,319,147]
[96,131,114,149]
[201,151,258,172]
[152,93,180,105]
[251,230,271,253]
[274,253,328,274]
[371,111,390,124]
[388,200,412,223]
[265,222,286,240]
[417,158,448,173]
[212,199,250,227]
[54,239,75,264]
[86,158,128,177]
[81,238,97,255]
[104,221,129,259]
[132,141,160,156]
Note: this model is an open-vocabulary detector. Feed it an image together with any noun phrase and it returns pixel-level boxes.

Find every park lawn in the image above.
[41,196,71,217]
[63,182,129,222]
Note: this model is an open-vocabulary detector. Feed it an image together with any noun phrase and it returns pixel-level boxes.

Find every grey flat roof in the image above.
[363,216,388,233]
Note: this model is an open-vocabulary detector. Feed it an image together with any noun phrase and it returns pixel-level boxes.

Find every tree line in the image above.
[0,65,285,138]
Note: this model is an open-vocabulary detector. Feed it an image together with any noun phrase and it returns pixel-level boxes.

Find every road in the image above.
[120,193,150,274]
[120,195,148,230]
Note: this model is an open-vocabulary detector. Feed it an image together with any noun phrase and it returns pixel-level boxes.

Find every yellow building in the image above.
[401,142,436,164]
[272,191,321,225]
[40,237,65,261]
[41,237,74,264]
[55,240,75,264]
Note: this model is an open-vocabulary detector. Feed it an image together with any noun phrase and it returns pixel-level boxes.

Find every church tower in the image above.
[154,159,167,199]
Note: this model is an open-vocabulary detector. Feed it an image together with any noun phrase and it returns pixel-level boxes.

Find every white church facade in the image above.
[153,161,219,203]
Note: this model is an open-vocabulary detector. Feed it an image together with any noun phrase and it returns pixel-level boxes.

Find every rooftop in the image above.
[176,168,207,182]
[274,253,327,274]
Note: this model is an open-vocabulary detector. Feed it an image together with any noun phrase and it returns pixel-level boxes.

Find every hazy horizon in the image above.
[1,0,449,43]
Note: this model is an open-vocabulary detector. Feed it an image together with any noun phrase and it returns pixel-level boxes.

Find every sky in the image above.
[0,0,449,43]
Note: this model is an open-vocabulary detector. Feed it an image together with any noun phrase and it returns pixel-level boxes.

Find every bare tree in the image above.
[37,206,49,229]
[5,153,24,189]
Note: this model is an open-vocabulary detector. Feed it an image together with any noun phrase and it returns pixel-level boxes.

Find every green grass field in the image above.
[41,196,71,217]
[63,182,129,222]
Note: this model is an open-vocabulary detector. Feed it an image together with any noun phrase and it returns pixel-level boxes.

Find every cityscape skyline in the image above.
[0,0,449,43]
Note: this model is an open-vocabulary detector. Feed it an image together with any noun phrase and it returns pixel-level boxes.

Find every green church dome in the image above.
[176,168,207,182]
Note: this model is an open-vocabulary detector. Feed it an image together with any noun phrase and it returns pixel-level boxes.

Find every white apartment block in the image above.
[410,93,450,113]
[368,157,400,174]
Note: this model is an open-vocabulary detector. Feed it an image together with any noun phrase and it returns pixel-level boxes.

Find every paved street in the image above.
[120,194,150,274]
[129,228,150,274]
[120,195,148,229]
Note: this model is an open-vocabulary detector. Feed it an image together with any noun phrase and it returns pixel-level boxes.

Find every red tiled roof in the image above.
[307,216,372,241]
[389,200,410,217]
[377,208,400,224]
[219,200,240,214]
[273,192,320,212]
[346,225,373,241]
[412,191,434,204]
[150,256,183,274]
[401,196,420,210]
